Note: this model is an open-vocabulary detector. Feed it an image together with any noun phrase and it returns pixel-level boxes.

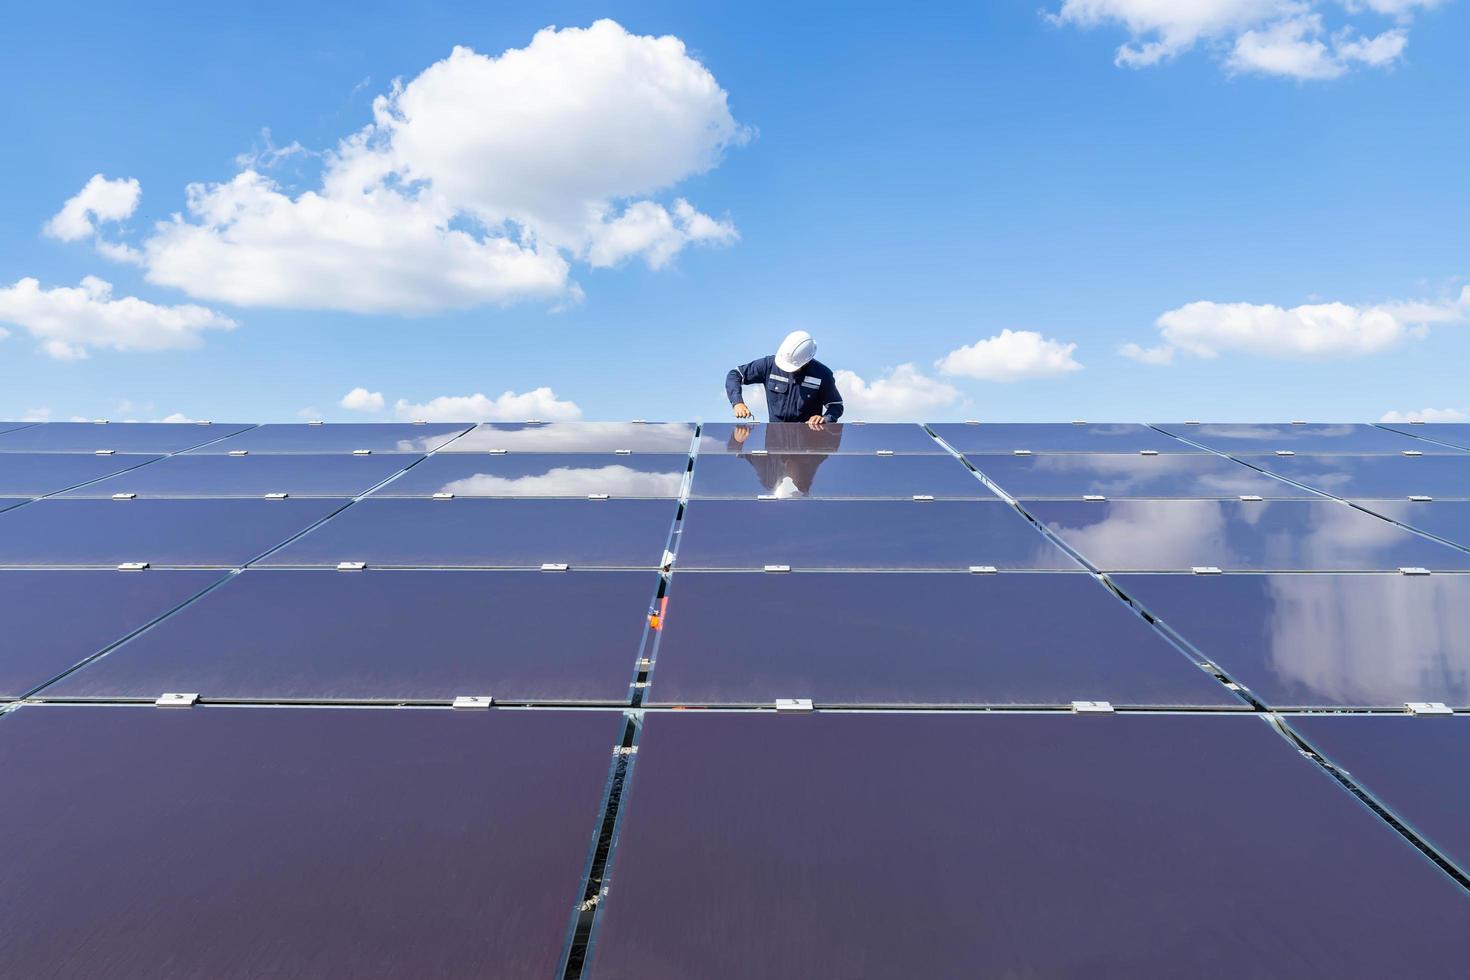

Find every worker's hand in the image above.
[733,403,752,419]
[806,415,826,429]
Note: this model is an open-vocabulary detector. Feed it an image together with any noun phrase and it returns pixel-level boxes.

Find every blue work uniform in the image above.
[725,355,844,423]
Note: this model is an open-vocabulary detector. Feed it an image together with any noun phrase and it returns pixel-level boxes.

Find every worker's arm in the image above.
[817,372,844,423]
[726,356,772,418]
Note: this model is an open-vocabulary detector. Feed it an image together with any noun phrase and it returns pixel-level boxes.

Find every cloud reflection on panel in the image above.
[445,422,695,454]
[973,454,1308,499]
[440,466,683,498]
[376,455,687,498]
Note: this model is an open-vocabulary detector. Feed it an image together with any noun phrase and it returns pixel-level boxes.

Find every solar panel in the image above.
[0,570,222,697]
[698,422,942,455]
[676,500,1081,570]
[0,498,342,567]
[187,422,471,454]
[58,453,419,498]
[1255,454,1470,499]
[1291,715,1470,876]
[0,421,252,453]
[1154,423,1450,455]
[968,452,1313,499]
[646,572,1237,707]
[589,712,1470,978]
[371,452,687,498]
[1354,500,1470,550]
[1378,422,1470,452]
[688,453,992,499]
[0,705,616,976]
[444,421,696,453]
[0,453,164,495]
[263,497,677,568]
[0,421,34,435]
[0,497,27,513]
[1026,499,1470,571]
[47,569,655,702]
[930,422,1195,454]
[1114,573,1470,708]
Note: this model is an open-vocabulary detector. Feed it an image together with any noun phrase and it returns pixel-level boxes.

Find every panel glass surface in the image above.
[0,498,342,567]
[1378,422,1470,452]
[264,498,676,568]
[1259,455,1470,499]
[1354,500,1470,550]
[0,421,34,435]
[0,570,222,697]
[0,705,615,977]
[445,422,695,453]
[697,422,941,455]
[60,453,419,498]
[930,422,1196,454]
[969,453,1312,499]
[0,497,26,513]
[0,453,163,495]
[647,572,1236,706]
[676,500,1080,569]
[51,569,654,702]
[188,422,470,454]
[1027,499,1470,571]
[0,422,251,453]
[1153,423,1449,455]
[1115,573,1470,708]
[589,713,1470,979]
[1292,715,1470,875]
[373,453,686,498]
[688,454,991,499]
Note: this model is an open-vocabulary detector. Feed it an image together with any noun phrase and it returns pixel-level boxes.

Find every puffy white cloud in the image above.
[339,387,386,412]
[392,388,583,421]
[44,175,140,241]
[128,20,746,313]
[833,364,961,420]
[21,408,51,422]
[1049,0,1434,78]
[1125,288,1469,361]
[0,276,235,360]
[936,329,1083,381]
[1380,407,1468,423]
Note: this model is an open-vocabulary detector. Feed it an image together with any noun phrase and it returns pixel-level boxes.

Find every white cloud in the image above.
[1380,407,1468,423]
[340,387,386,412]
[392,388,583,421]
[1124,288,1470,362]
[833,364,960,420]
[158,413,195,423]
[1049,0,1435,78]
[936,329,1083,381]
[126,20,746,313]
[44,175,140,241]
[0,276,236,360]
[21,408,51,422]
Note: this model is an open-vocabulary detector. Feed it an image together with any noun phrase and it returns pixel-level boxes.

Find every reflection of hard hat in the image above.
[773,476,805,499]
[775,330,817,373]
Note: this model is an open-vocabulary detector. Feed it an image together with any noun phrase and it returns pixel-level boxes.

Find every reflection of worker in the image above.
[726,330,844,428]
[728,422,842,496]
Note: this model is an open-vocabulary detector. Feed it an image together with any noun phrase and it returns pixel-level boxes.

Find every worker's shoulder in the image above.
[805,358,836,379]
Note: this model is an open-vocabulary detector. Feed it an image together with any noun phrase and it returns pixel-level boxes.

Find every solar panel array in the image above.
[1,418,1468,976]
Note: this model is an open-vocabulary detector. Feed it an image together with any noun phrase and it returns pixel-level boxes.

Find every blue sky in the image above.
[2,0,1467,423]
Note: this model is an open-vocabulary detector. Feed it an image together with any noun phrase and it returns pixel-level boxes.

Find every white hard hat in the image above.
[775,330,817,373]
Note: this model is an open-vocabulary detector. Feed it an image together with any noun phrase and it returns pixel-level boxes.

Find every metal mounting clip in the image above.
[336,561,367,571]
[775,698,813,712]
[1399,567,1431,576]
[1191,566,1223,575]
[117,561,150,571]
[1405,702,1452,716]
[1071,700,1114,713]
[452,695,493,709]
[156,692,199,707]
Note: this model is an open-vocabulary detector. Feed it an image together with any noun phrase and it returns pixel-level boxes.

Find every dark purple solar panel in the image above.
[1115,573,1470,708]
[1260,455,1470,499]
[446,422,695,453]
[689,454,991,499]
[930,422,1195,454]
[0,422,251,453]
[590,712,1470,979]
[188,422,470,454]
[1154,423,1449,455]
[698,422,941,455]
[647,572,1235,707]
[0,705,616,977]
[676,500,1079,570]
[0,421,34,435]
[1355,500,1470,551]
[1027,499,1470,571]
[969,452,1312,499]
[0,453,164,495]
[373,453,686,498]
[1380,422,1470,452]
[0,497,26,513]
[60,453,419,498]
[0,498,343,567]
[264,498,676,568]
[49,569,654,702]
[1292,715,1470,876]
[0,570,222,697]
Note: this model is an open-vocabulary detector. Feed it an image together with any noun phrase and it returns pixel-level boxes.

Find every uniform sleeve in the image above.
[726,356,771,406]
[818,372,844,422]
